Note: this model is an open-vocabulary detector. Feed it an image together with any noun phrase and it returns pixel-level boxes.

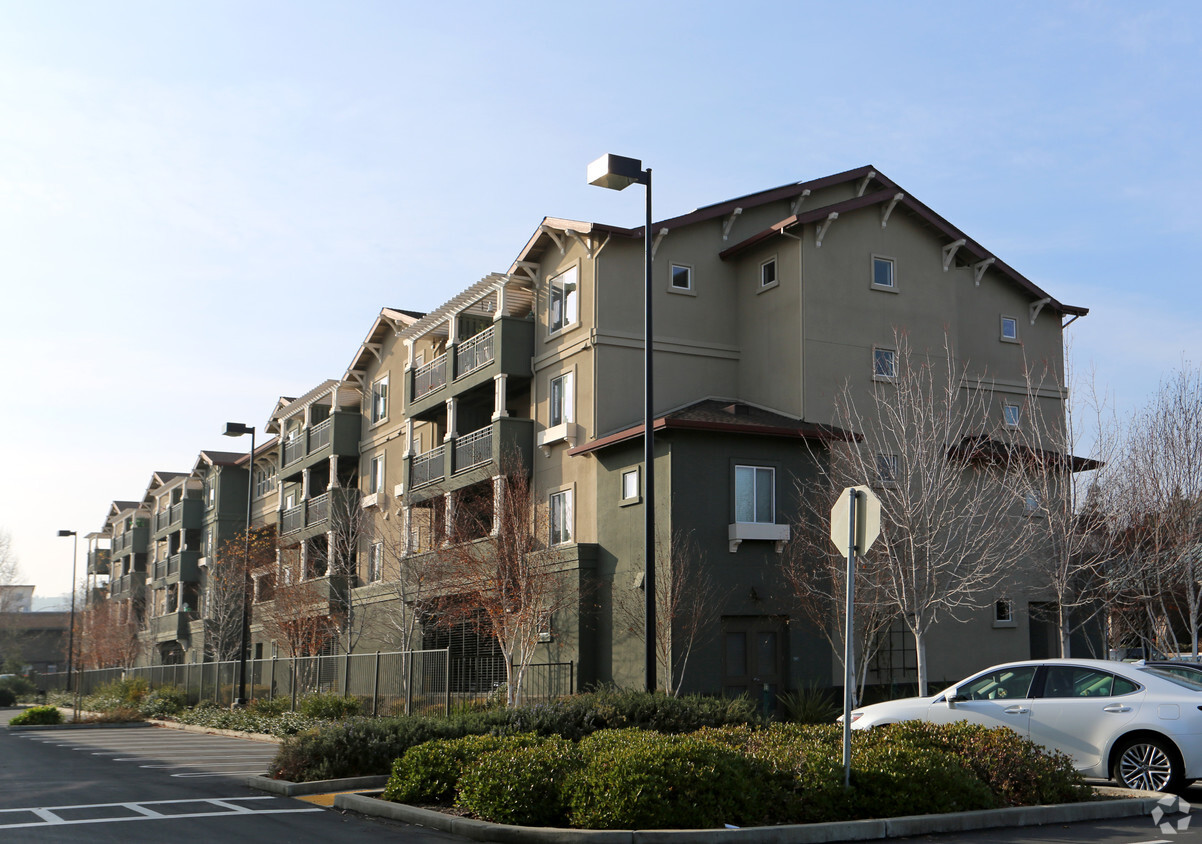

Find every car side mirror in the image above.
[946,689,963,707]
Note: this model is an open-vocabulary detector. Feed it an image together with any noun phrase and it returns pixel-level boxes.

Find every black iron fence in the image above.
[40,651,573,716]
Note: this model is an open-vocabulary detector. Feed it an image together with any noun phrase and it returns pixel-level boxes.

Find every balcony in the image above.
[279,411,361,479]
[153,499,203,537]
[406,316,534,418]
[405,417,534,503]
[167,550,201,584]
[149,610,196,643]
[110,571,147,600]
[87,548,111,575]
[280,489,360,538]
[110,524,150,558]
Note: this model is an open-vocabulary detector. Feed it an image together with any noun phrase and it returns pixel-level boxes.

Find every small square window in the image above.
[995,599,1013,623]
[621,468,640,501]
[873,347,897,380]
[670,264,692,291]
[760,258,777,288]
[549,266,579,334]
[872,256,895,290]
[735,465,775,524]
[1001,316,1018,342]
[1003,404,1021,427]
[875,453,898,485]
[1024,490,1042,515]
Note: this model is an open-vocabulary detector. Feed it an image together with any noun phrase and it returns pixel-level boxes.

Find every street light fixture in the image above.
[587,153,657,692]
[56,529,78,691]
[222,421,256,706]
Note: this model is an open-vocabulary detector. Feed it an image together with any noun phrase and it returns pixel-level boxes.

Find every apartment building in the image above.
[84,165,1087,698]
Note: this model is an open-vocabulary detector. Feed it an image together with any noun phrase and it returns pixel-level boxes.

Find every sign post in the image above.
[831,485,881,789]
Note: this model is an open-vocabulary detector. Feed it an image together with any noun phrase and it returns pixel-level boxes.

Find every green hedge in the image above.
[9,705,63,726]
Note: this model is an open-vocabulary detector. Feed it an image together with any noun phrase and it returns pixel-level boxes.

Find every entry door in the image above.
[722,616,786,714]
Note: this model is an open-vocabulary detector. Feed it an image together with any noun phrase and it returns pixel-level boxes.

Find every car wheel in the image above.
[1112,737,1184,793]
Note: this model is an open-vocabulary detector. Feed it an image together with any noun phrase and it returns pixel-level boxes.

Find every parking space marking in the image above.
[0,797,322,830]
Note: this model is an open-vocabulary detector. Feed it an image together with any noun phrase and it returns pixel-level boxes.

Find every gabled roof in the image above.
[569,399,851,457]
[272,380,361,423]
[234,435,280,468]
[192,450,247,475]
[344,307,426,385]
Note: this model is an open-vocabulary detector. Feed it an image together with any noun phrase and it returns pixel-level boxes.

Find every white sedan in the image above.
[845,658,1202,792]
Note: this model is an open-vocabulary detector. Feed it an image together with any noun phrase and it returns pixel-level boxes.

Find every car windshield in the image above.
[1141,666,1202,691]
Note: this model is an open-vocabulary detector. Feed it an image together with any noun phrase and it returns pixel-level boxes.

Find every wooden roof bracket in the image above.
[1029,297,1051,325]
[942,239,967,272]
[880,192,904,227]
[722,207,743,240]
[539,226,567,255]
[510,262,540,284]
[1062,313,1081,329]
[566,230,598,259]
[815,212,838,248]
[651,227,669,259]
[789,189,811,216]
[856,170,877,197]
[972,257,996,287]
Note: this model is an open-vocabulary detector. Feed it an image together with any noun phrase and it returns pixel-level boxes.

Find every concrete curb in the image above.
[332,788,1169,844]
[144,718,282,744]
[7,721,154,731]
[246,773,388,797]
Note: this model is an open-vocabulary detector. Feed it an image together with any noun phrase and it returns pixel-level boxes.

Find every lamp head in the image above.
[57,530,76,537]
[587,154,647,191]
[223,422,254,438]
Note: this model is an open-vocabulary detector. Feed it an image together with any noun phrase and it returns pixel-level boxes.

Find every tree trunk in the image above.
[914,628,928,696]
[1059,605,1072,658]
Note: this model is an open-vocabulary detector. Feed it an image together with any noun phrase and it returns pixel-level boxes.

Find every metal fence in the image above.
[40,652,574,716]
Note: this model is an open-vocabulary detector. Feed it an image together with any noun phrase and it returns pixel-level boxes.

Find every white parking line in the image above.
[0,797,322,830]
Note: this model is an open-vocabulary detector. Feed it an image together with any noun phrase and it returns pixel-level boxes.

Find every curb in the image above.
[144,718,282,744]
[246,774,388,797]
[7,721,154,731]
[332,788,1168,844]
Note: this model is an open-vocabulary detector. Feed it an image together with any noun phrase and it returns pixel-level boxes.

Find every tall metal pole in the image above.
[235,428,255,706]
[642,168,656,693]
[63,531,78,691]
[842,490,858,789]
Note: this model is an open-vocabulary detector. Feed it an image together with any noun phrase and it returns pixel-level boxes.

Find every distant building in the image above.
[0,585,35,613]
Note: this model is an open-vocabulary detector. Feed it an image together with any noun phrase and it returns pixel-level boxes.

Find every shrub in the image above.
[299,693,362,720]
[0,674,35,699]
[457,737,579,826]
[10,705,63,726]
[248,697,289,717]
[83,706,144,723]
[565,729,780,830]
[849,742,998,818]
[385,734,542,805]
[0,687,16,707]
[270,716,465,782]
[777,683,840,725]
[139,685,187,718]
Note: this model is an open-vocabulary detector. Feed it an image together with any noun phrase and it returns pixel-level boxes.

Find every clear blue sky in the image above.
[2,1,1198,600]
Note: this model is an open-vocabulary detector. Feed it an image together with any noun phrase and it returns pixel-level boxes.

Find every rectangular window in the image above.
[734,465,775,524]
[872,256,895,290]
[1003,403,1021,427]
[549,490,573,545]
[875,453,898,485]
[549,266,579,333]
[670,264,692,290]
[760,258,777,288]
[369,542,383,583]
[995,599,1013,623]
[1024,490,1042,515]
[873,347,897,380]
[369,454,385,495]
[549,372,574,427]
[1001,316,1018,342]
[371,376,389,424]
[621,468,640,501]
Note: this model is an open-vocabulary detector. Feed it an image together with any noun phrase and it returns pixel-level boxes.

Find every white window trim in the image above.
[1003,403,1021,428]
[729,464,789,553]
[370,375,390,426]
[537,369,579,455]
[871,254,898,292]
[547,264,580,337]
[549,488,573,546]
[367,453,386,496]
[993,598,1016,628]
[668,263,695,296]
[873,346,898,381]
[1000,315,1020,344]
[875,453,898,487]
[758,255,779,292]
[620,467,641,505]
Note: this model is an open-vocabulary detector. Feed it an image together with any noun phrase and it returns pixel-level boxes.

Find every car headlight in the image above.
[836,712,864,725]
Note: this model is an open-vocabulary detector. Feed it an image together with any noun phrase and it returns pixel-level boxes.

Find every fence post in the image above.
[570,661,574,696]
[342,650,350,697]
[270,654,276,702]
[405,651,413,716]
[372,651,381,717]
[291,658,298,711]
[444,648,451,717]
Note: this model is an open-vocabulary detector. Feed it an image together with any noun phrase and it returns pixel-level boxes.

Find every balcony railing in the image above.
[412,445,446,488]
[279,490,357,536]
[308,492,330,525]
[154,511,170,532]
[153,559,168,581]
[283,436,305,466]
[453,426,493,474]
[456,327,495,379]
[414,354,448,400]
[282,504,304,534]
[311,417,332,451]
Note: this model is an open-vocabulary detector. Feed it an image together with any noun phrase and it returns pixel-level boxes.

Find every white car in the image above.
[845,658,1202,792]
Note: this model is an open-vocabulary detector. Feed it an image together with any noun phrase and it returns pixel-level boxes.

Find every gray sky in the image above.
[2,1,1199,598]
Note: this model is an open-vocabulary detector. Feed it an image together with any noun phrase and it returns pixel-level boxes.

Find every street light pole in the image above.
[223,422,256,706]
[588,153,657,692]
[56,530,78,691]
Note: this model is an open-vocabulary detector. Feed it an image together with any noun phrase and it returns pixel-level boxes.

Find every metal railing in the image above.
[413,354,448,399]
[310,417,332,451]
[283,436,305,466]
[308,492,330,525]
[41,652,574,716]
[412,446,446,488]
[456,327,495,378]
[453,426,493,473]
[281,504,304,535]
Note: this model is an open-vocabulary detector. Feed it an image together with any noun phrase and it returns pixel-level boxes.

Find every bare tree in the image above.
[368,498,433,653]
[80,597,145,669]
[305,490,373,653]
[256,543,336,660]
[430,457,575,707]
[1113,366,1202,657]
[205,527,276,661]
[829,331,1034,694]
[0,530,22,611]
[1008,356,1127,657]
[615,529,718,696]
[780,482,898,703]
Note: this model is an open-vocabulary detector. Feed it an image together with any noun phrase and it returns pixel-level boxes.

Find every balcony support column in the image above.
[492,374,509,421]
[491,476,504,537]
[300,542,309,581]
[326,530,336,576]
[302,468,311,501]
[404,419,415,456]
[401,504,412,556]
[443,492,455,547]
[328,456,340,490]
[444,398,458,442]
[494,285,507,320]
